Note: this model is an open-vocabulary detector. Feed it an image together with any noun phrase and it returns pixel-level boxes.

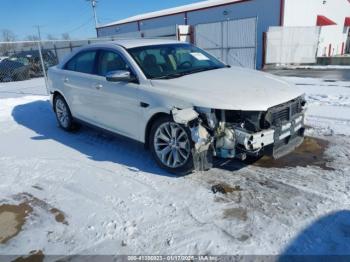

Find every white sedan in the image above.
[47,39,306,174]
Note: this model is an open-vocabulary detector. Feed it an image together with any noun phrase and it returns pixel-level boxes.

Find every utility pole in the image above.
[34,25,42,40]
[34,25,48,94]
[87,0,99,29]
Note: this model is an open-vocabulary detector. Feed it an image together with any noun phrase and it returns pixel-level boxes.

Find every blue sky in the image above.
[1,0,203,40]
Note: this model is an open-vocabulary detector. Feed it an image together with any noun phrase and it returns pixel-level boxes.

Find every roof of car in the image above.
[92,38,185,49]
[14,50,52,57]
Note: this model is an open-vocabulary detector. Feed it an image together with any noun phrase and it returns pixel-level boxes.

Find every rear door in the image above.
[62,49,100,124]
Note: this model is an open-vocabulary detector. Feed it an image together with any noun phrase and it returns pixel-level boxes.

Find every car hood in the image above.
[150,67,304,111]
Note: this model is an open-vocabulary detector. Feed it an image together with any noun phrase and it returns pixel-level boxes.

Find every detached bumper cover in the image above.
[272,134,304,159]
[268,111,305,159]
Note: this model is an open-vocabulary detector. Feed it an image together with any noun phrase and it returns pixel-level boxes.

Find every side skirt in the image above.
[72,117,146,149]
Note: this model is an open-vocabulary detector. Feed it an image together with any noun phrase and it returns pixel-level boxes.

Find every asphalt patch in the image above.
[13,193,68,225]
[0,203,33,244]
[13,250,44,262]
[0,193,68,245]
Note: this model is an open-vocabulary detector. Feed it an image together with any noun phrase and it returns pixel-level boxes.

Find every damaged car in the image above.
[47,39,306,174]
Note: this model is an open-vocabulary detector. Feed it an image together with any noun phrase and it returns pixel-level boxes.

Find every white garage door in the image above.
[266,26,320,64]
[194,17,257,69]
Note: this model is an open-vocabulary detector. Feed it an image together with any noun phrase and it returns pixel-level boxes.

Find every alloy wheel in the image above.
[153,122,191,168]
[55,98,70,128]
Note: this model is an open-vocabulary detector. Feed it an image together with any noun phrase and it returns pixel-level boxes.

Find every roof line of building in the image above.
[97,0,252,29]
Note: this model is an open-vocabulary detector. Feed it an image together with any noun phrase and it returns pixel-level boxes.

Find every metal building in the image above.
[97,0,350,69]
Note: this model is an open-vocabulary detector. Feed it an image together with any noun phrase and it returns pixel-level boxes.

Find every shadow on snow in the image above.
[11,100,255,176]
[279,210,350,261]
[12,100,173,177]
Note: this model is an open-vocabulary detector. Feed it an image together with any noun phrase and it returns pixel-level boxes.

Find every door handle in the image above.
[64,77,69,83]
[95,84,103,90]
[140,102,149,108]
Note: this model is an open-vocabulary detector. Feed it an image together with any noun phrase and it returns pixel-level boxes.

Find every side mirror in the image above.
[106,70,137,83]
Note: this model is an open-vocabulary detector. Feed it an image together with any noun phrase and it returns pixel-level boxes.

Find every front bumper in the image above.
[234,111,305,159]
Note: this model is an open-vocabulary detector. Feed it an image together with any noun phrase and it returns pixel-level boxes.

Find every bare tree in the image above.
[21,35,40,48]
[0,29,16,55]
[1,29,16,42]
[25,35,40,41]
[61,33,70,40]
[47,34,57,40]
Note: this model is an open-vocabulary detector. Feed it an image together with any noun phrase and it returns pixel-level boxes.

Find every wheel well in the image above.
[144,112,170,149]
[52,91,61,101]
[52,91,64,111]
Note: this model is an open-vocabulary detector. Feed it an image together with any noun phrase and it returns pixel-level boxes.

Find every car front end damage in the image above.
[172,96,306,171]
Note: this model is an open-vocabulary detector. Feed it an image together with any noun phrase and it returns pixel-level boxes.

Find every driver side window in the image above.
[97,50,129,77]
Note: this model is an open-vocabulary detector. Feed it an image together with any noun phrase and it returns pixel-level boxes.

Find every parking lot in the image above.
[0,71,349,258]
[267,68,350,81]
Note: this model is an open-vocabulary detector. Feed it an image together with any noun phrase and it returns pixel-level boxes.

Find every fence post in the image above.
[37,41,49,95]
[54,43,58,61]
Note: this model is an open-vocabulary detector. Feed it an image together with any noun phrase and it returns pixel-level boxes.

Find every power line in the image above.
[38,16,94,39]
[67,17,94,33]
[32,1,98,40]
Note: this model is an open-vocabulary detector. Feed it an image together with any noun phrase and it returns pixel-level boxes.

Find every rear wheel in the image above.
[149,116,194,175]
[54,95,74,131]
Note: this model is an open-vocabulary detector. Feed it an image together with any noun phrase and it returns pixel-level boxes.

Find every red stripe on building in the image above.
[279,0,285,26]
[317,15,337,26]
[345,17,350,26]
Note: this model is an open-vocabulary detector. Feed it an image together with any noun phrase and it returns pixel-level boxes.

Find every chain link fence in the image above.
[0,37,119,89]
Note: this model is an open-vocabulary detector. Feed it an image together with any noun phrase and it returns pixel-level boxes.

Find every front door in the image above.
[90,49,141,140]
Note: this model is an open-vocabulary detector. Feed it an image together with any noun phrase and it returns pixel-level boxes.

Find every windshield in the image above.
[9,56,30,65]
[128,44,226,79]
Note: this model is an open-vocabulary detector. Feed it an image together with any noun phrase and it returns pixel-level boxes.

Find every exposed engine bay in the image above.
[172,96,307,171]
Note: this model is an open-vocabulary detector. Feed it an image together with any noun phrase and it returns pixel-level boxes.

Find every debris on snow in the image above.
[211,183,242,194]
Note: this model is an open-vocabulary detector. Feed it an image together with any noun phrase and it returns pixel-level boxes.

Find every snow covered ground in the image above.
[283,76,350,136]
[0,76,349,258]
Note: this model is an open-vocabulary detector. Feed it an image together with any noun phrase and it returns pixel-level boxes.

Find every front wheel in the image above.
[149,116,194,175]
[54,95,75,131]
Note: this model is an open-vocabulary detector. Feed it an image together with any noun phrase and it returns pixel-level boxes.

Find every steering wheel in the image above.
[178,61,192,69]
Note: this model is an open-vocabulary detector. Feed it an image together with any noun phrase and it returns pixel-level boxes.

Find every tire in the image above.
[243,154,263,164]
[149,116,194,175]
[54,95,75,131]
